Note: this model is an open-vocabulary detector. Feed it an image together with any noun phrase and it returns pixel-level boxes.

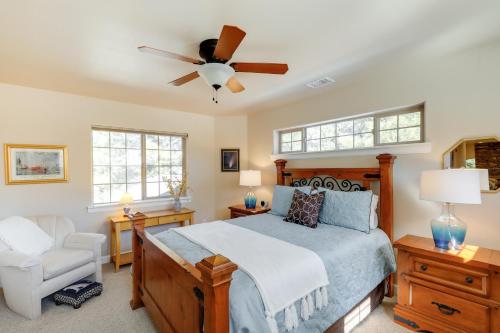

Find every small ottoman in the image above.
[54,280,103,309]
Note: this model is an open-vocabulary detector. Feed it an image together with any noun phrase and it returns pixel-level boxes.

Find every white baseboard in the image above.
[101,255,111,264]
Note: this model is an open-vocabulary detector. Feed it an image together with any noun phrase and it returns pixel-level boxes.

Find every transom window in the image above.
[280,130,303,153]
[91,128,186,205]
[277,104,424,154]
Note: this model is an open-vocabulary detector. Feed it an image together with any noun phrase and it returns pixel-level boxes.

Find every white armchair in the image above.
[0,215,106,319]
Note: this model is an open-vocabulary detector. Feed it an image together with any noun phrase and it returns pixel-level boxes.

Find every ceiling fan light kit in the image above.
[139,25,288,103]
[197,63,235,90]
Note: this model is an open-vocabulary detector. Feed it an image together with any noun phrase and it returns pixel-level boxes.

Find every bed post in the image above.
[196,255,238,333]
[376,153,396,297]
[130,213,146,310]
[275,159,287,185]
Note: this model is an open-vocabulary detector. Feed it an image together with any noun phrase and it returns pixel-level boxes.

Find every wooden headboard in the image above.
[274,153,396,296]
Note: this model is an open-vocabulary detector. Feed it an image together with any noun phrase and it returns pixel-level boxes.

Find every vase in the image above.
[173,198,182,212]
[430,203,467,250]
[244,191,257,209]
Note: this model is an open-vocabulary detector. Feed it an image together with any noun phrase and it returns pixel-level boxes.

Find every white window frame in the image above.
[274,103,428,158]
[279,128,304,153]
[90,126,188,208]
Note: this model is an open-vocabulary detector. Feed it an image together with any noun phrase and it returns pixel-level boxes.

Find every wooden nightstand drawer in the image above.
[411,256,489,296]
[230,211,247,218]
[145,217,158,227]
[409,283,489,333]
[159,213,190,225]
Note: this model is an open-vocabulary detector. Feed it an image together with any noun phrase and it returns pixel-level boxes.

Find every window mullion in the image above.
[141,134,147,201]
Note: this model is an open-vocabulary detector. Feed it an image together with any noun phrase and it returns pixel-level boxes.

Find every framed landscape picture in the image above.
[4,144,68,184]
[221,148,239,172]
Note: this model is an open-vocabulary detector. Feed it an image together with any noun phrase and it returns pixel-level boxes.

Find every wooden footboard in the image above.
[130,215,237,333]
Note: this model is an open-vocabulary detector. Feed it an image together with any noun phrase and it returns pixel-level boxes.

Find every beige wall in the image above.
[248,39,500,250]
[0,83,218,255]
[214,116,248,219]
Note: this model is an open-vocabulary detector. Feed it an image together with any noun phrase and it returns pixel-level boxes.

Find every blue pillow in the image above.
[269,185,311,216]
[318,187,373,233]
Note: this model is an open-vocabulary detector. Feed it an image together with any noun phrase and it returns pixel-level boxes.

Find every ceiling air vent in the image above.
[305,77,335,89]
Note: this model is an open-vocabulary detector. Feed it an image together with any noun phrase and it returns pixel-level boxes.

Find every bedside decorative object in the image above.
[221,148,239,172]
[420,169,482,250]
[4,144,68,184]
[394,235,500,333]
[166,176,187,212]
[443,136,500,192]
[119,192,133,216]
[109,208,194,272]
[228,204,270,219]
[240,170,261,209]
[260,200,269,208]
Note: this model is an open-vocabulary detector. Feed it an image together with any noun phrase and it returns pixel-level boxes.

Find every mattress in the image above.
[154,213,396,333]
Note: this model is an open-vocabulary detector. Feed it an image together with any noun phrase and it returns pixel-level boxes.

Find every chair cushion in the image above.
[0,216,54,256]
[41,248,94,280]
[28,215,75,249]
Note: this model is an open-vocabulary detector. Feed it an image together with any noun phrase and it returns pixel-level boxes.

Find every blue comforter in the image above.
[154,213,396,333]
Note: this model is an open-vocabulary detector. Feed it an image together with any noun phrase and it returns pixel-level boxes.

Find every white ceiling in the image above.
[1,0,500,115]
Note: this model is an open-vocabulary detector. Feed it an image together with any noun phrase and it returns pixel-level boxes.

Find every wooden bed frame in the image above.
[130,153,396,333]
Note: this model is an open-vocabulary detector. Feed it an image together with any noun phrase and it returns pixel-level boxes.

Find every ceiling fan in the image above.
[138,25,289,103]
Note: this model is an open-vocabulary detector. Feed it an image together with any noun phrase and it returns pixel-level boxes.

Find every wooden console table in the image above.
[109,208,194,272]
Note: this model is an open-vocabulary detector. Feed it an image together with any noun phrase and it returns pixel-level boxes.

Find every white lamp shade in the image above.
[420,169,481,204]
[463,168,490,191]
[119,192,134,205]
[240,170,261,187]
[197,63,235,87]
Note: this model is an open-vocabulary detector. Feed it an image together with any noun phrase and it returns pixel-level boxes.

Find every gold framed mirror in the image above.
[443,137,499,193]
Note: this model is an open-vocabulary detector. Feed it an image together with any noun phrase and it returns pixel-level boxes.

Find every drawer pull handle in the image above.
[420,264,428,271]
[465,276,474,284]
[431,301,461,316]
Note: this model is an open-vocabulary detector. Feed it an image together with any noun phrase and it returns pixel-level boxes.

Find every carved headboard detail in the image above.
[289,176,367,191]
[274,153,396,296]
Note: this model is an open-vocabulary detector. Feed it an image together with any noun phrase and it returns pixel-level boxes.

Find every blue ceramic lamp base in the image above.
[244,191,257,209]
[431,203,467,250]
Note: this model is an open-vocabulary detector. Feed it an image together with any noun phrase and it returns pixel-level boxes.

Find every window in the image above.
[376,110,422,145]
[277,103,424,154]
[280,129,303,153]
[92,128,186,205]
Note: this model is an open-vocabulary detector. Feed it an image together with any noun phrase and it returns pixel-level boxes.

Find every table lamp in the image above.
[119,192,133,216]
[420,169,483,250]
[240,170,261,209]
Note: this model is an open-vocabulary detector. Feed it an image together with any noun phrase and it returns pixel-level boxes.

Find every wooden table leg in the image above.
[114,223,121,272]
[109,222,114,268]
[189,213,194,225]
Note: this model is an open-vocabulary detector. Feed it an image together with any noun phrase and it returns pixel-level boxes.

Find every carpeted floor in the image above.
[0,264,410,333]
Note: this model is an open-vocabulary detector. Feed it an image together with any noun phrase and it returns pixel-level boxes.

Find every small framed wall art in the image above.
[4,144,68,184]
[221,148,239,172]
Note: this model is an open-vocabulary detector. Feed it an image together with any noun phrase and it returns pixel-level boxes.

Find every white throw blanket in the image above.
[174,221,329,332]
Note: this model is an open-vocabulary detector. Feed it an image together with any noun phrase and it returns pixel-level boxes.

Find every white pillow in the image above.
[0,216,54,256]
[369,194,379,230]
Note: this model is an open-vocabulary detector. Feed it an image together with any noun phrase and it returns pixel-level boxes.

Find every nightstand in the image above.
[394,235,500,333]
[228,204,271,219]
[109,208,194,272]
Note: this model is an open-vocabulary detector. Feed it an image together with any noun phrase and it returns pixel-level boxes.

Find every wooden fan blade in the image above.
[138,46,204,65]
[226,76,245,93]
[231,62,288,74]
[213,25,246,61]
[169,72,200,86]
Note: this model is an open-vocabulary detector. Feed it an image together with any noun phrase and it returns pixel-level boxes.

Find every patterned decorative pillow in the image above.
[283,189,325,228]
